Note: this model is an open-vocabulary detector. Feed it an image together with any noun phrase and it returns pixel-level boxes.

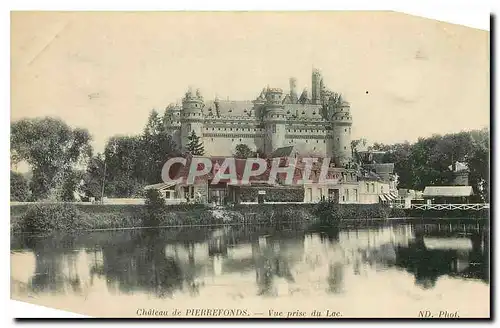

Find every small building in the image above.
[143,182,186,204]
[396,189,423,208]
[449,161,470,186]
[422,186,474,204]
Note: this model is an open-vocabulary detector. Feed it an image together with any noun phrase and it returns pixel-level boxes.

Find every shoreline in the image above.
[10,202,489,235]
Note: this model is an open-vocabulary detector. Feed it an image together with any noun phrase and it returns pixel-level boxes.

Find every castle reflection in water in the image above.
[10,221,489,300]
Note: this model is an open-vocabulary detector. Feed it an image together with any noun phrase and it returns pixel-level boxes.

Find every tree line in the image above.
[352,128,489,202]
[11,112,489,203]
[10,110,206,201]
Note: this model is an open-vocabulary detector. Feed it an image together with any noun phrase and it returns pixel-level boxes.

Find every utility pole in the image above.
[101,159,107,204]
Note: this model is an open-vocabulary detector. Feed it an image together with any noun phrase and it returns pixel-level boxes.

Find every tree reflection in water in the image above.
[10,221,489,300]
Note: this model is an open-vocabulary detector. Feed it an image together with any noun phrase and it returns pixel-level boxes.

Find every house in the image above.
[422,186,474,204]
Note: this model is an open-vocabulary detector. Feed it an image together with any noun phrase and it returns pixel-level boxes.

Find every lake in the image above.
[10,219,490,318]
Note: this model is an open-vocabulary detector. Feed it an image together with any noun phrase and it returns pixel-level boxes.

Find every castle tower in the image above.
[331,101,353,167]
[312,69,322,105]
[180,87,205,150]
[264,87,286,154]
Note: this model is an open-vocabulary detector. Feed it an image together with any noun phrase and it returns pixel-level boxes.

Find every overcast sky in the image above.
[11,11,489,153]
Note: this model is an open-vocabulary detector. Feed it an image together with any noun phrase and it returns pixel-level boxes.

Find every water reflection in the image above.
[11,221,489,301]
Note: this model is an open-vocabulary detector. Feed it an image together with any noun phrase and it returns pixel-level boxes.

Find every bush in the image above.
[10,171,30,202]
[20,203,92,234]
[313,200,394,224]
[143,189,166,227]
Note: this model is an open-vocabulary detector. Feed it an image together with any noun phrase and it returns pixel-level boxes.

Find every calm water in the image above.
[10,220,490,318]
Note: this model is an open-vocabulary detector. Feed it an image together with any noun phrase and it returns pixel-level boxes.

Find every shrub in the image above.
[10,171,30,202]
[143,189,166,227]
[313,200,394,224]
[20,203,92,234]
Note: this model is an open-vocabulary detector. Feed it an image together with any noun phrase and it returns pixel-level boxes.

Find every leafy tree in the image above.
[371,129,489,202]
[139,110,180,184]
[10,171,30,201]
[103,136,144,197]
[233,144,254,159]
[81,154,106,200]
[11,117,92,200]
[186,131,205,156]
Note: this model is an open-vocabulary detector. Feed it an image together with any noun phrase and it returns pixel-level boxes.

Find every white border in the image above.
[3,0,495,326]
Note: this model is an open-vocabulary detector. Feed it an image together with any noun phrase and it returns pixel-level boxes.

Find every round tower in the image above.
[164,103,182,146]
[180,87,205,150]
[331,101,353,167]
[264,87,286,154]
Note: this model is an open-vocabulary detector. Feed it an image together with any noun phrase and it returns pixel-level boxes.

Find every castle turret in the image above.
[312,69,322,105]
[264,87,286,154]
[180,87,205,150]
[331,100,353,166]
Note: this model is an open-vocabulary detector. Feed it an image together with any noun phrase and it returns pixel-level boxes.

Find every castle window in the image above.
[272,125,276,133]
[232,139,234,142]
[337,138,339,142]
[345,129,347,132]
[187,124,191,133]
[317,140,319,143]
[239,139,242,142]
[323,140,325,143]
[344,146,347,150]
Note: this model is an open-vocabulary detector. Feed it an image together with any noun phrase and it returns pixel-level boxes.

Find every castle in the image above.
[164,68,353,166]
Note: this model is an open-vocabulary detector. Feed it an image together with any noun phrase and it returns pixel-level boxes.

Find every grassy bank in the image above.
[15,201,481,234]
[312,201,406,225]
[10,202,318,234]
[402,208,489,219]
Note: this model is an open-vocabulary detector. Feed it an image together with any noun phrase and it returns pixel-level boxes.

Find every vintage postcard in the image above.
[10,11,490,319]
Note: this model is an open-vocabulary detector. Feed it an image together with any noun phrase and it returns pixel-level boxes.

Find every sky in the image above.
[11,11,490,154]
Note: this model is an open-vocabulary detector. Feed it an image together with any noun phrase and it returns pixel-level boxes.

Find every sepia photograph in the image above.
[9,10,490,319]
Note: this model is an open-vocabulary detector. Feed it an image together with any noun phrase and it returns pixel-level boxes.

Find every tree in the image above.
[351,138,367,163]
[11,117,92,200]
[10,171,30,201]
[81,153,106,200]
[233,144,254,159]
[139,109,180,184]
[186,131,205,156]
[103,136,144,197]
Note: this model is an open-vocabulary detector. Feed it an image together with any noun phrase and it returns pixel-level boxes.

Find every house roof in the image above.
[169,156,345,186]
[144,182,177,191]
[423,186,473,197]
[204,100,255,117]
